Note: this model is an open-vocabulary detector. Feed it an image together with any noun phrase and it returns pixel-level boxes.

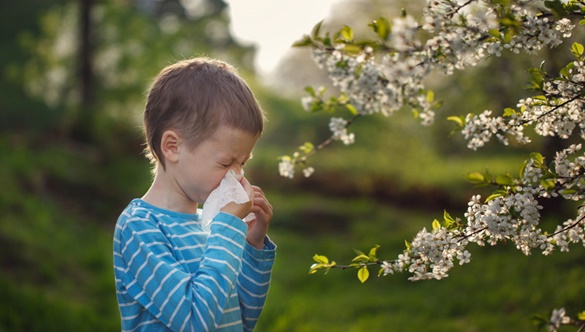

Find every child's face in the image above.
[173,125,258,204]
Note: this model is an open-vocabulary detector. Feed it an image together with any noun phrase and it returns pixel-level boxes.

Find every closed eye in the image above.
[219,157,251,168]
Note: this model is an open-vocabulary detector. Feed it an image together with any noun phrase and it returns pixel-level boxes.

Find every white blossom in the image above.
[278,158,295,179]
[301,96,314,111]
[329,117,355,145]
[548,308,571,331]
[381,261,395,276]
[302,167,315,178]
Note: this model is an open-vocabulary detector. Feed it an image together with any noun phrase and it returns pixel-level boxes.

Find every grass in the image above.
[257,191,585,332]
[1,134,583,331]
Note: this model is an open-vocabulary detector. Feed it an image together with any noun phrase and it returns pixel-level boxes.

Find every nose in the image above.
[229,166,244,180]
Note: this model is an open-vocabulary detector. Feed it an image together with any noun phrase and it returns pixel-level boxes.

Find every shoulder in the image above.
[117,200,157,228]
[114,199,169,244]
[114,200,174,255]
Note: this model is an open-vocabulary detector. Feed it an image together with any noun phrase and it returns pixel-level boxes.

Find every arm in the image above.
[238,184,276,330]
[119,212,247,331]
[238,238,276,331]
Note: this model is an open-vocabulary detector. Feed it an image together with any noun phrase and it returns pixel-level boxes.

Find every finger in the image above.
[252,196,273,220]
[250,185,264,194]
[240,177,255,200]
[254,196,272,212]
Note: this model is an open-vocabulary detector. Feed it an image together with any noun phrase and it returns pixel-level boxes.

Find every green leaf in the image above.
[540,179,556,190]
[577,310,585,320]
[368,244,380,260]
[309,264,321,274]
[352,254,370,262]
[432,219,441,230]
[519,159,528,179]
[560,189,577,196]
[345,103,359,115]
[299,142,314,154]
[560,66,570,78]
[343,44,362,55]
[444,210,455,223]
[357,266,369,283]
[530,314,548,329]
[292,35,313,47]
[311,20,324,39]
[485,192,504,202]
[533,95,547,101]
[571,42,584,57]
[442,210,455,229]
[502,28,514,43]
[378,267,385,277]
[488,29,501,38]
[313,254,329,264]
[304,86,316,96]
[340,25,354,42]
[530,152,544,167]
[503,108,516,117]
[279,155,291,162]
[369,17,390,40]
[544,0,567,16]
[580,19,585,26]
[404,240,411,252]
[466,172,486,184]
[484,169,493,183]
[528,67,544,90]
[447,115,464,127]
[560,61,576,79]
[495,174,514,185]
[426,90,435,103]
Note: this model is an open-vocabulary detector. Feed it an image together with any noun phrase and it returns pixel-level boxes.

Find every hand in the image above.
[245,185,273,250]
[219,177,255,220]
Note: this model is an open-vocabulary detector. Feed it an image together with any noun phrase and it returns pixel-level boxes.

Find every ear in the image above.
[160,130,181,164]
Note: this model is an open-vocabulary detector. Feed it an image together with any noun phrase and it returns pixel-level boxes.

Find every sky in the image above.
[226,0,341,76]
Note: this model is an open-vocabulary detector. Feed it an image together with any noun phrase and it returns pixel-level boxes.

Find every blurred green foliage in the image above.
[0,0,583,330]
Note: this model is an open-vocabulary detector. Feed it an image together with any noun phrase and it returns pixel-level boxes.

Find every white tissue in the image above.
[201,170,255,225]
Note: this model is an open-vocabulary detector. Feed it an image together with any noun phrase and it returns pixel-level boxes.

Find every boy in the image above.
[113,57,276,331]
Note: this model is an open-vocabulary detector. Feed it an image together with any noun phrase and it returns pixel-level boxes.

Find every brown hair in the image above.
[143,57,265,169]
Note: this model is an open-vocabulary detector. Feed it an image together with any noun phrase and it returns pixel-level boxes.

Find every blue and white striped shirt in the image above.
[113,199,276,331]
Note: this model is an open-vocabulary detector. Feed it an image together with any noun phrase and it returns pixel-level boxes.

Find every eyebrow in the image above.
[219,153,253,164]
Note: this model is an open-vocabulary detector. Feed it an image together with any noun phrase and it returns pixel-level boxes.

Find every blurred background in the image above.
[1,0,583,330]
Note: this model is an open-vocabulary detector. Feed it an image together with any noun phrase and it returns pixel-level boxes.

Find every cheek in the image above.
[208,171,228,190]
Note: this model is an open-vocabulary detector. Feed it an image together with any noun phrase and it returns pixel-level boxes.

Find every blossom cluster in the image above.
[283,0,579,177]
[461,46,584,150]
[377,145,585,282]
[310,0,576,122]
[295,0,585,329]
[549,308,571,331]
[296,1,585,329]
[329,117,355,145]
[293,0,585,282]
[278,157,295,179]
[381,226,470,281]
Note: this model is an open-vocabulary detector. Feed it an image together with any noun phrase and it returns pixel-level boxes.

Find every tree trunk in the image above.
[80,0,93,107]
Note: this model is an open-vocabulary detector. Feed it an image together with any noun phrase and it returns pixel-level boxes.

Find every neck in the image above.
[142,167,199,214]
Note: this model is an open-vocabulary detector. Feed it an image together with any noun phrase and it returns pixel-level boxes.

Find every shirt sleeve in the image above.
[237,237,277,331]
[119,212,247,331]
